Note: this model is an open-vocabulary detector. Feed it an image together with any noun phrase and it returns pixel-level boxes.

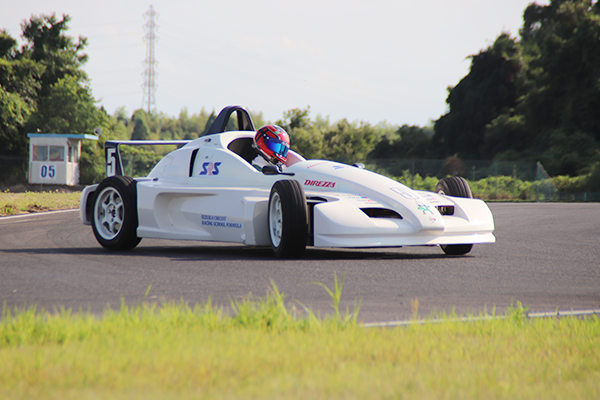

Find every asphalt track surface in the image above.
[1,203,599,322]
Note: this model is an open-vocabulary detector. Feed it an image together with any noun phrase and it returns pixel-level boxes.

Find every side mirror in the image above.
[262,165,295,176]
[262,165,279,175]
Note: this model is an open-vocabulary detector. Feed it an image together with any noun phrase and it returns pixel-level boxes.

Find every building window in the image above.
[33,145,49,161]
[32,145,66,162]
[49,146,65,162]
[68,144,78,162]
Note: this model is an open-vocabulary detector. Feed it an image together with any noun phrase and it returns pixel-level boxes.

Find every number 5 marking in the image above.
[106,148,117,177]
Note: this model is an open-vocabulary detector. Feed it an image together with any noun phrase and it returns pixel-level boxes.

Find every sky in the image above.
[1,0,549,127]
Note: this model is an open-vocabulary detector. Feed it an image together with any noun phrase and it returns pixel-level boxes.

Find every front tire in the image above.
[436,176,473,256]
[91,175,141,251]
[268,180,308,258]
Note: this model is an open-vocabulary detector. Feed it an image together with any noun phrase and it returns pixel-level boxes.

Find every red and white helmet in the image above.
[254,125,290,164]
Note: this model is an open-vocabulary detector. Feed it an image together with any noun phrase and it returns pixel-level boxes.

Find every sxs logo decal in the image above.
[199,162,221,175]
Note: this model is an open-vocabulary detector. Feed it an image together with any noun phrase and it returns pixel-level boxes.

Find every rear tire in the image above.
[435,176,472,198]
[436,176,473,256]
[91,175,141,251]
[268,180,308,258]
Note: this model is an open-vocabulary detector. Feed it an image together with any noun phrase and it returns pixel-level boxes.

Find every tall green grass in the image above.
[1,283,599,400]
[0,191,80,215]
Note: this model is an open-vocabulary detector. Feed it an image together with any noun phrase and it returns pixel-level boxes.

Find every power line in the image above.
[142,5,158,113]
[72,21,141,28]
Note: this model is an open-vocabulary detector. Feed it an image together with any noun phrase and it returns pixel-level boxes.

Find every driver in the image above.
[252,125,290,172]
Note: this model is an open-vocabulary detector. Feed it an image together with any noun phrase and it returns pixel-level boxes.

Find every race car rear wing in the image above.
[104,140,191,177]
[104,105,256,177]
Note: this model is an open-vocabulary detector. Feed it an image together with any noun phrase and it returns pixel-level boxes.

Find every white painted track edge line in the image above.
[0,208,78,221]
[361,309,600,328]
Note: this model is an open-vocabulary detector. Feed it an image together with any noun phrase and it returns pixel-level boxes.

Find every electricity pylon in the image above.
[142,5,158,113]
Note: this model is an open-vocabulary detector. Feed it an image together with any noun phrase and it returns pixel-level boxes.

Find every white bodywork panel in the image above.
[81,130,496,249]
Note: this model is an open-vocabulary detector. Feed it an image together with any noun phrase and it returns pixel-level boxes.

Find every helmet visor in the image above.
[264,135,289,158]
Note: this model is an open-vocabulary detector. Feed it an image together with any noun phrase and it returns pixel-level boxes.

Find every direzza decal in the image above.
[199,162,221,175]
[304,179,336,188]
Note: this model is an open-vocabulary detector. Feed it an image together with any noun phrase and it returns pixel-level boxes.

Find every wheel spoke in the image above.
[115,203,124,224]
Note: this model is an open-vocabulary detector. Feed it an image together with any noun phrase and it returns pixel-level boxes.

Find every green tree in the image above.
[520,0,600,133]
[517,0,600,174]
[434,1,600,175]
[249,110,266,130]
[131,109,150,140]
[26,75,109,134]
[1,14,115,182]
[432,33,521,159]
[0,29,17,58]
[19,14,88,97]
[277,106,312,130]
[322,119,383,162]
[481,114,528,160]
[0,30,43,156]
[370,125,433,159]
[276,107,393,161]
[276,107,325,159]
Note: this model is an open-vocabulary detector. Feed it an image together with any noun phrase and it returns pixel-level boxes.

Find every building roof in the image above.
[27,133,98,140]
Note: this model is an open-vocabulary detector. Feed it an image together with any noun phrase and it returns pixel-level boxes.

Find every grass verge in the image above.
[0,191,80,216]
[1,284,599,400]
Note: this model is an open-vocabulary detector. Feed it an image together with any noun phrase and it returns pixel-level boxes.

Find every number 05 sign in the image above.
[40,164,57,179]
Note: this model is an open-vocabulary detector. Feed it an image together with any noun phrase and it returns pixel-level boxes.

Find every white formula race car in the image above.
[80,106,495,258]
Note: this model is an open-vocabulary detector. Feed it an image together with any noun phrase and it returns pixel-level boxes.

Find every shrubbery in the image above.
[381,169,600,201]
